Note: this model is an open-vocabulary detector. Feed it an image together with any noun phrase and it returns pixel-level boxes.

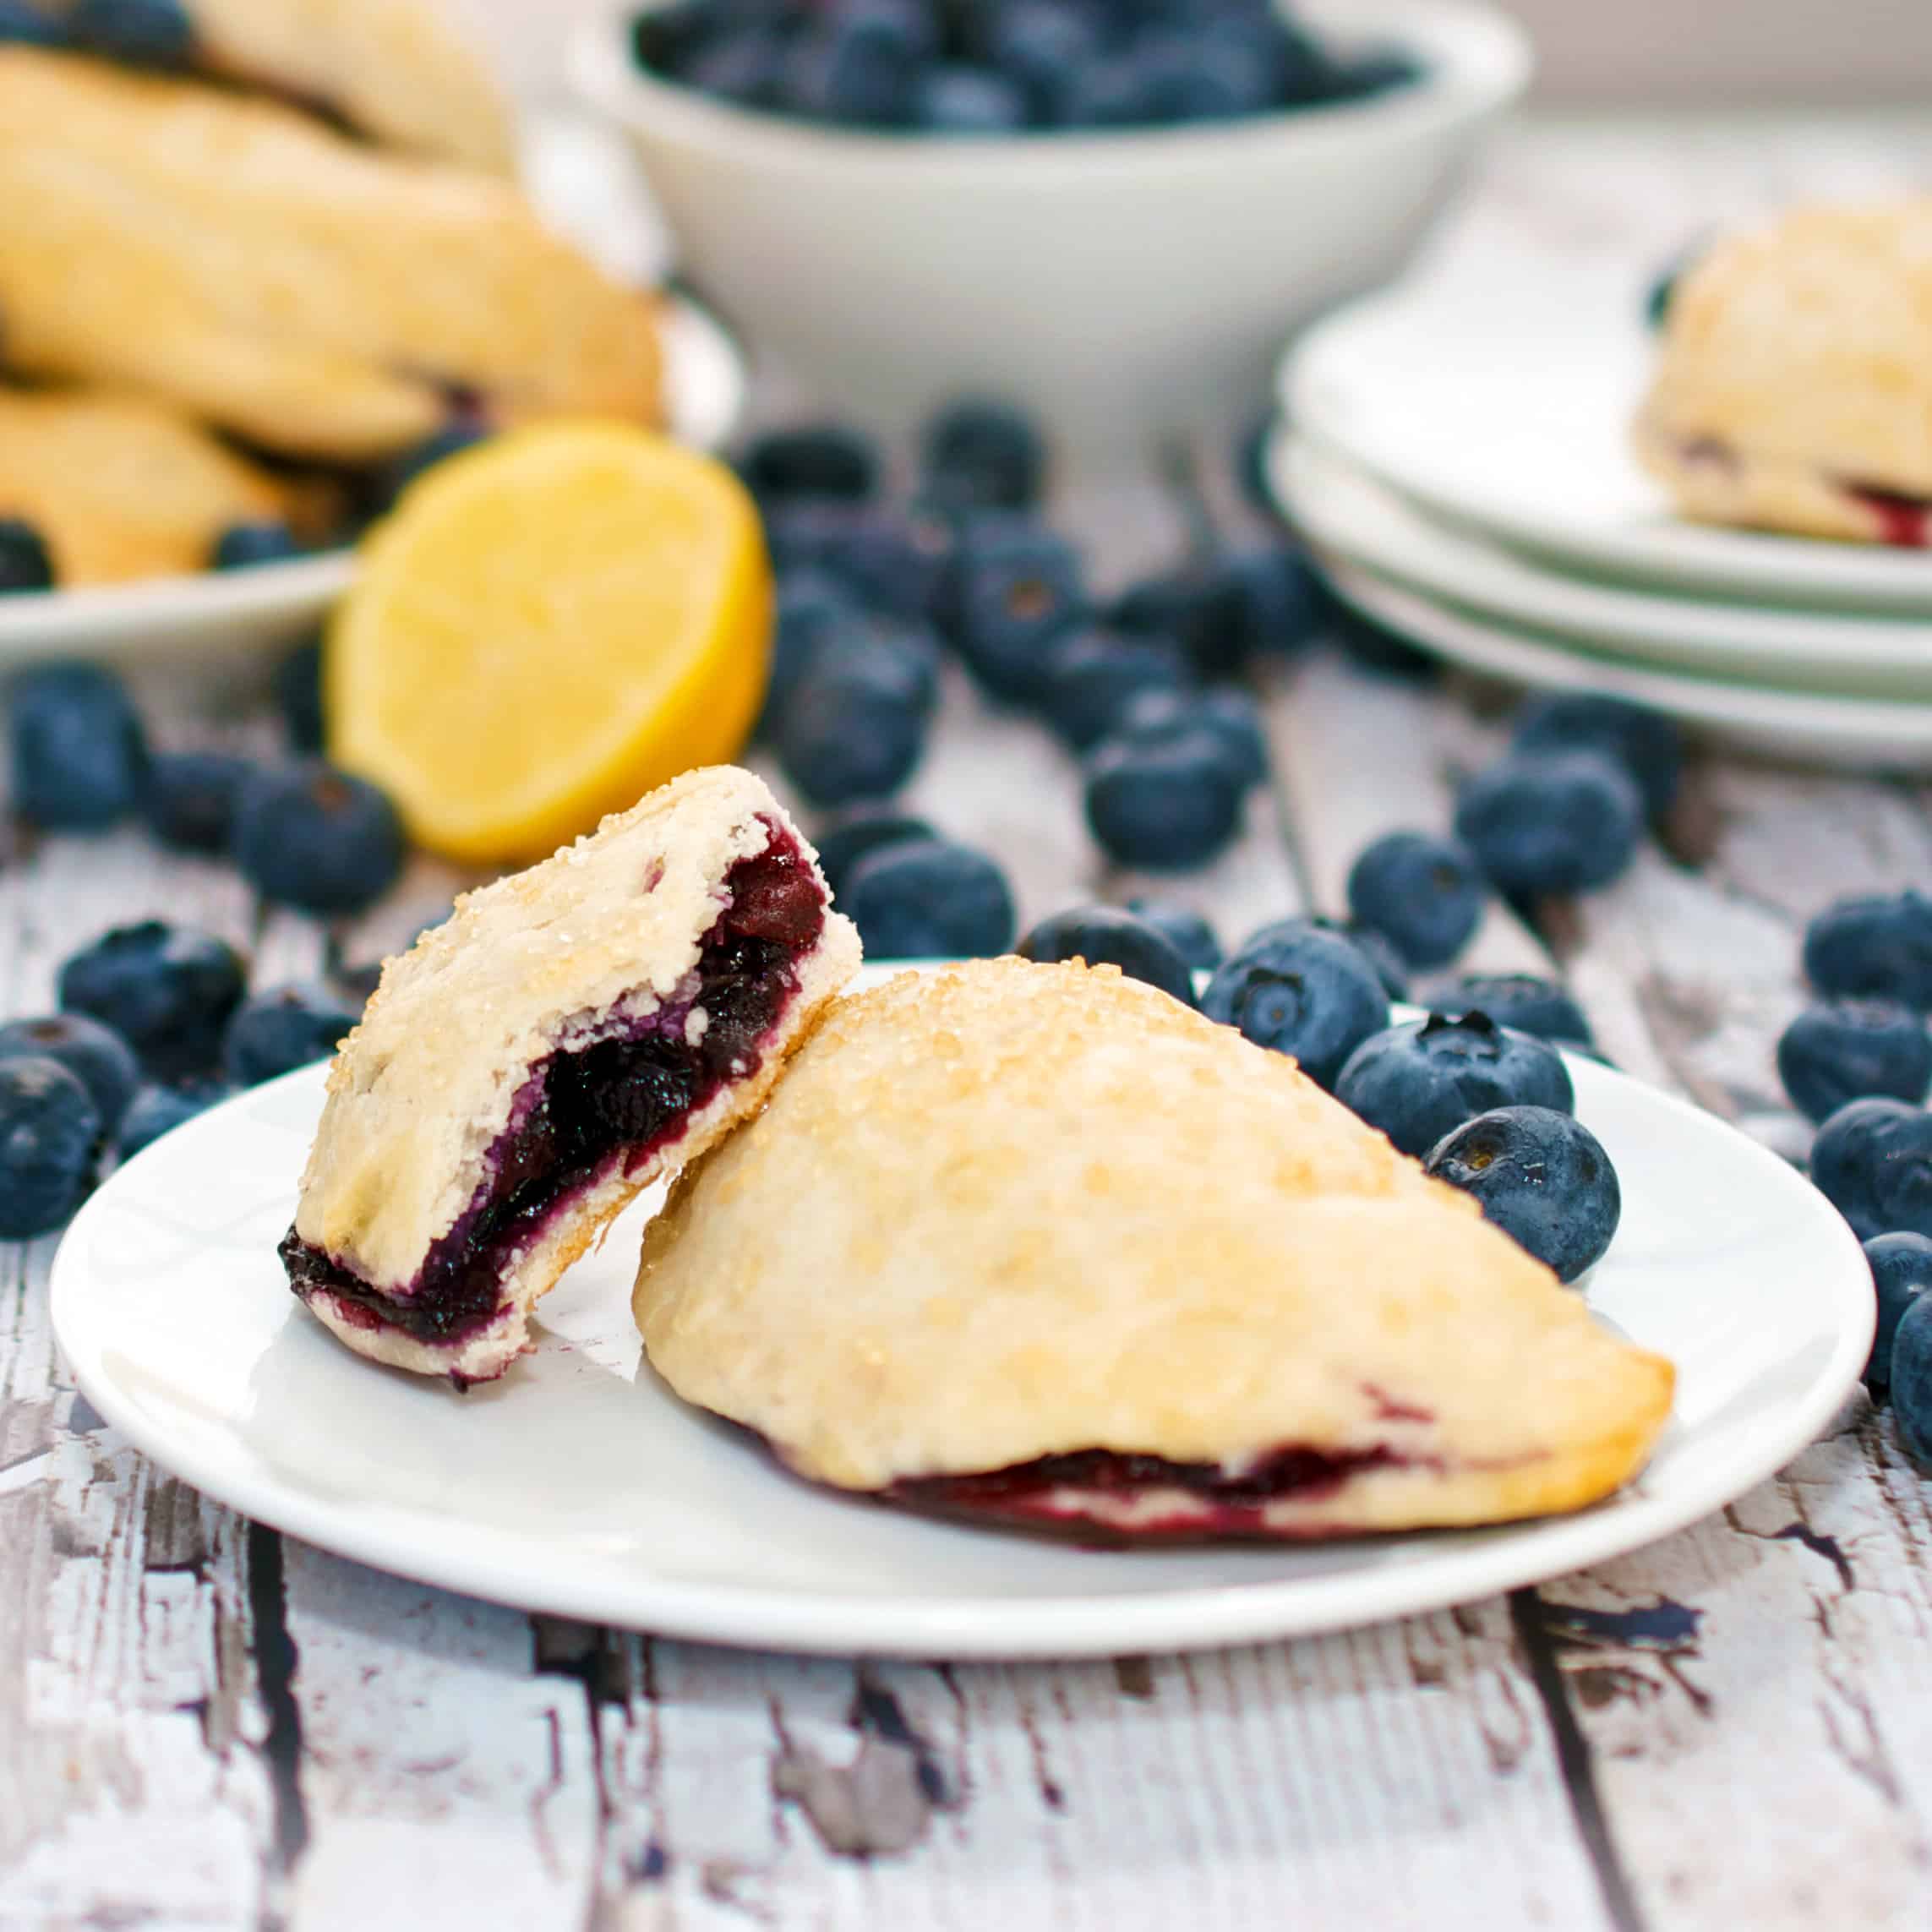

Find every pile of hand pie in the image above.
[0,1,663,588]
[281,764,1674,1543]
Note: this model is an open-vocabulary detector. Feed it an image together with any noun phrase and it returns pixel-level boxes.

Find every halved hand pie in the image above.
[633,958,1673,1539]
[282,767,860,1385]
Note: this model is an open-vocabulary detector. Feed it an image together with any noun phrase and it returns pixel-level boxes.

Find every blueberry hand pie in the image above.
[634,958,1673,1539]
[1635,201,1932,547]
[282,768,861,1384]
[0,48,662,464]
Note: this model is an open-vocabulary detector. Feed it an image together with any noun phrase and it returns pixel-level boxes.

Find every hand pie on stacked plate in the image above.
[634,958,1674,1539]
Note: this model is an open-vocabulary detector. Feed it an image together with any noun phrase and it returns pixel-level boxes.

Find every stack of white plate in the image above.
[1273,274,1932,769]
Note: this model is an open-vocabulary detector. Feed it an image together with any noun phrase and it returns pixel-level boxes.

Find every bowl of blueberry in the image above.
[571,0,1530,450]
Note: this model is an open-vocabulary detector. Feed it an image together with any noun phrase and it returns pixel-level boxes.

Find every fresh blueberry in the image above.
[1115,686,1267,789]
[7,663,150,831]
[1336,1012,1575,1158]
[1112,546,1319,677]
[0,1057,100,1238]
[758,569,861,738]
[843,839,1016,958]
[1425,1105,1621,1284]
[1346,830,1486,970]
[232,763,407,916]
[918,62,1027,131]
[785,3,926,126]
[1778,1000,1932,1124]
[949,514,1085,703]
[1139,27,1276,119]
[374,421,493,505]
[740,423,878,505]
[70,0,194,68]
[0,1013,139,1136]
[58,920,248,1082]
[812,812,938,900]
[990,0,1101,122]
[629,0,718,75]
[1085,726,1244,872]
[1864,1231,1932,1394]
[1426,972,1594,1049]
[0,517,55,591]
[1056,51,1160,127]
[273,636,325,754]
[777,633,936,806]
[117,1080,229,1160]
[1018,905,1196,1006]
[683,25,789,106]
[1804,892,1932,1008]
[1235,915,1409,1001]
[0,0,68,43]
[221,984,357,1088]
[1126,898,1221,974]
[1201,925,1388,1089]
[1511,693,1684,821]
[1038,630,1189,750]
[1892,1294,1932,1465]
[767,502,953,621]
[143,750,254,854]
[1454,751,1643,898]
[920,399,1046,512]
[210,521,303,570]
[1809,1098,1932,1243]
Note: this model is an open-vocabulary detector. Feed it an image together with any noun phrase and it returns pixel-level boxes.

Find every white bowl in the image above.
[570,1,1530,455]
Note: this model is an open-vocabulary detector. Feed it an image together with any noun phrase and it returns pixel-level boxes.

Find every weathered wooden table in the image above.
[9,116,1932,1930]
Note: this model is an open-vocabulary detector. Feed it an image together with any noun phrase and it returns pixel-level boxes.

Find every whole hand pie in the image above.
[1635,201,1932,547]
[0,47,661,464]
[634,958,1673,1538]
[281,768,860,1384]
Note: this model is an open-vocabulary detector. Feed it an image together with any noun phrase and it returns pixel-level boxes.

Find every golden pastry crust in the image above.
[188,0,514,172]
[292,766,861,1380]
[1635,201,1932,543]
[0,48,660,463]
[634,958,1674,1536]
[0,385,297,585]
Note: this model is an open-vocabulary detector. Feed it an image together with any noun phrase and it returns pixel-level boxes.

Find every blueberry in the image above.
[0,1057,100,1238]
[1085,728,1244,872]
[1804,892,1932,1008]
[1425,1105,1621,1283]
[1892,1294,1932,1465]
[920,399,1046,512]
[1038,630,1188,750]
[740,423,878,505]
[1201,925,1388,1089]
[1810,1098,1932,1243]
[786,3,925,126]
[1236,915,1409,1001]
[71,0,194,68]
[0,1013,139,1135]
[1140,27,1276,119]
[949,514,1085,703]
[629,0,718,75]
[232,763,407,916]
[1126,898,1220,974]
[1057,51,1160,127]
[1018,906,1195,1006]
[1864,1231,1932,1394]
[812,812,938,900]
[1454,751,1642,898]
[843,839,1016,958]
[1511,693,1684,821]
[221,984,358,1088]
[990,1,1101,122]
[767,502,953,620]
[1336,1012,1575,1158]
[1116,687,1267,789]
[144,750,254,854]
[117,1080,229,1160]
[1346,830,1486,970]
[0,517,55,591]
[58,920,248,1082]
[272,636,325,755]
[683,26,789,106]
[7,663,150,831]
[0,1,68,43]
[1426,973,1593,1048]
[374,421,493,505]
[777,635,935,806]
[758,569,861,738]
[1778,1000,1932,1124]
[918,62,1027,131]
[210,521,303,570]
[1113,547,1318,678]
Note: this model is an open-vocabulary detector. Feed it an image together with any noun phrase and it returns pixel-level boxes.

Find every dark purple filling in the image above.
[280,819,824,1347]
[1842,482,1932,549]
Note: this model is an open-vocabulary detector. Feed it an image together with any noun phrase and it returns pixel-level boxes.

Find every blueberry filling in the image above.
[1842,482,1932,548]
[280,820,824,1345]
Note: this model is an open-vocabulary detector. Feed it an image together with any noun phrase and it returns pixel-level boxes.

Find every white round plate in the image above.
[51,968,1869,1660]
[1321,555,1932,772]
[1282,273,1932,613]
[1278,434,1932,700]
[0,292,747,669]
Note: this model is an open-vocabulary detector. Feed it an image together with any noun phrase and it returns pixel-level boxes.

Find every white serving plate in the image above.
[50,969,1870,1660]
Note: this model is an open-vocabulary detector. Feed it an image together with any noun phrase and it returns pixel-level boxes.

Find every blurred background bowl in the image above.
[571,0,1530,456]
